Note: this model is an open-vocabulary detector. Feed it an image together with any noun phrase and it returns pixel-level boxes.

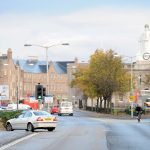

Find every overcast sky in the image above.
[0,0,150,62]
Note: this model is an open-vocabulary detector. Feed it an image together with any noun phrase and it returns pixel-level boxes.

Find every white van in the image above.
[58,101,73,116]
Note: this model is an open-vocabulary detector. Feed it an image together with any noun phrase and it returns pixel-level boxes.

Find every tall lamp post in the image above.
[121,56,135,118]
[129,56,134,118]
[16,65,20,110]
[115,54,135,118]
[24,43,69,97]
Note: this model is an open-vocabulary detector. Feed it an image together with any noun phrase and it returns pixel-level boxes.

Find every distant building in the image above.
[0,49,77,105]
[136,24,150,61]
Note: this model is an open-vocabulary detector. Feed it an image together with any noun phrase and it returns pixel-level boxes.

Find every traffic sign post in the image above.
[129,95,136,102]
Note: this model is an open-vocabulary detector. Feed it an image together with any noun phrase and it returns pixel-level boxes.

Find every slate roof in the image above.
[13,59,74,74]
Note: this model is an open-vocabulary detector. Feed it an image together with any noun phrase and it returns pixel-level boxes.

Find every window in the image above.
[24,112,32,118]
[33,111,50,116]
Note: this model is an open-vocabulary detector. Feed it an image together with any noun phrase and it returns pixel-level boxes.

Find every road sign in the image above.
[129,95,136,102]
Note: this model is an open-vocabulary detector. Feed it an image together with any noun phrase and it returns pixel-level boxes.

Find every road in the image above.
[1,110,150,150]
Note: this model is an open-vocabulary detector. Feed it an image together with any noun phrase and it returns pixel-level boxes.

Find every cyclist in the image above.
[135,104,142,122]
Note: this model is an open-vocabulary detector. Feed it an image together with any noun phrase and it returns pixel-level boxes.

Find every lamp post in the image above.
[130,57,134,118]
[24,42,69,97]
[16,65,20,110]
[115,54,135,118]
[120,56,135,118]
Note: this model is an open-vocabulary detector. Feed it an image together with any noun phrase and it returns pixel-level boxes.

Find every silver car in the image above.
[6,110,58,132]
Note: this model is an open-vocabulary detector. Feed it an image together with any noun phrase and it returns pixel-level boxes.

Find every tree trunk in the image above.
[104,99,106,112]
[96,98,99,112]
[106,100,110,113]
[91,98,93,111]
[100,97,103,112]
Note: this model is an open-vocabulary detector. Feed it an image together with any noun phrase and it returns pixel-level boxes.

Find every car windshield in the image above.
[61,103,72,107]
[33,111,50,116]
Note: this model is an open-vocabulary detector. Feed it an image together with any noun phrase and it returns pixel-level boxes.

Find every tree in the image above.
[89,49,130,112]
[71,65,97,107]
[71,49,130,113]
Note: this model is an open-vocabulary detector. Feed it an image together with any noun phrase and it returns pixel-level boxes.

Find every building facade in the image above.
[0,49,76,105]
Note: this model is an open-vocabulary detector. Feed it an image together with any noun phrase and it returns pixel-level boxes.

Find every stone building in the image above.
[113,24,150,108]
[0,49,76,105]
[86,25,150,109]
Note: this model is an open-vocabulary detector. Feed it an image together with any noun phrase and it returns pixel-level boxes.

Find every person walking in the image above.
[135,104,142,122]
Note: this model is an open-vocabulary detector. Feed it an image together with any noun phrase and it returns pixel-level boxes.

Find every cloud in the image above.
[0,7,150,61]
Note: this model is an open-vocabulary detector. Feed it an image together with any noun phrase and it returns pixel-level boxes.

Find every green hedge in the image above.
[0,110,22,128]
[125,107,145,116]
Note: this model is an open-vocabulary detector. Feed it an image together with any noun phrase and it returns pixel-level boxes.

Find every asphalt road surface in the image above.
[1,110,150,150]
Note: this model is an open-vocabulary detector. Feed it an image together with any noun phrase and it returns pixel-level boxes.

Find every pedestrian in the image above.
[135,104,142,122]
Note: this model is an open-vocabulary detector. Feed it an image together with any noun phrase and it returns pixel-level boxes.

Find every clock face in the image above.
[143,52,150,60]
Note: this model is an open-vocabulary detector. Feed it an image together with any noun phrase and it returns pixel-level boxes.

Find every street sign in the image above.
[44,96,53,104]
[129,95,136,102]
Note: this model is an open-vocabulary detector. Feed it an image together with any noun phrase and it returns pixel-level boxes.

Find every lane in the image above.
[105,120,150,150]
[1,110,150,150]
[3,112,108,150]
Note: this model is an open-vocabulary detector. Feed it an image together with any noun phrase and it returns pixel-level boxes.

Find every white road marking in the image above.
[0,133,38,150]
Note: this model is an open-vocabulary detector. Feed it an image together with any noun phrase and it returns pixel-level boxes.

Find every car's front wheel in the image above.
[47,127,55,131]
[6,123,13,131]
[27,123,34,132]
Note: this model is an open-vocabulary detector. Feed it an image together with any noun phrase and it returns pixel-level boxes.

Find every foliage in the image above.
[71,49,130,113]
[0,110,22,128]
[71,65,97,99]
[89,49,130,112]
[125,106,145,116]
[89,49,130,94]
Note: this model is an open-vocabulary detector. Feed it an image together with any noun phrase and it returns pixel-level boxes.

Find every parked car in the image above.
[5,110,58,132]
[51,105,59,114]
[58,101,73,116]
[0,106,7,111]
[144,98,150,107]
[6,103,31,110]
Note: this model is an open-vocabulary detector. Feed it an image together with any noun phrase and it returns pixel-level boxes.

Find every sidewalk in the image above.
[0,130,30,147]
[76,108,150,120]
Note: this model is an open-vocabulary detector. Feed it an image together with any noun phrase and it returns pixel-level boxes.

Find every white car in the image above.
[58,101,73,116]
[6,110,58,132]
[6,103,31,110]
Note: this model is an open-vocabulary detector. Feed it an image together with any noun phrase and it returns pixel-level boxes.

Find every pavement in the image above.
[0,109,150,147]
[0,130,31,147]
[75,108,150,120]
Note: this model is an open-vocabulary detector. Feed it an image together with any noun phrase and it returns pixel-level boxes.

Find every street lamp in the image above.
[24,42,69,97]
[129,56,134,118]
[115,54,135,118]
[16,65,19,110]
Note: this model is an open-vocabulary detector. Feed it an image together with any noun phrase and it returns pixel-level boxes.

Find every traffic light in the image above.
[35,84,43,100]
[43,87,46,96]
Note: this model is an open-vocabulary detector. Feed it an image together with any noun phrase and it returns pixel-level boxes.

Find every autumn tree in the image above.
[71,65,97,110]
[89,49,130,112]
[71,49,130,113]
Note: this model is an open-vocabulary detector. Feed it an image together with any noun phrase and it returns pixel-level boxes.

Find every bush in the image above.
[0,110,22,128]
[111,109,118,115]
[125,106,145,116]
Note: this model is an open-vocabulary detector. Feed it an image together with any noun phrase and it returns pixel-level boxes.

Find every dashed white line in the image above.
[0,133,38,150]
